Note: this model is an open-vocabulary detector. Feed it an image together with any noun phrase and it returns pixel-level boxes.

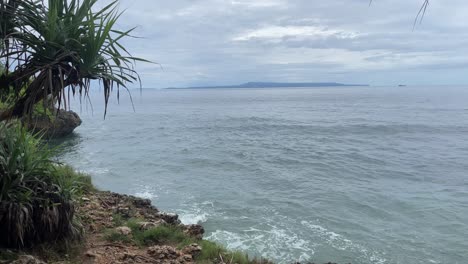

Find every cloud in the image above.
[233,25,360,41]
[230,0,286,8]
[98,0,468,87]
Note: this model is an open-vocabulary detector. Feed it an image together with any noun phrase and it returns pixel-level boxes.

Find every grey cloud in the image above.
[100,0,468,87]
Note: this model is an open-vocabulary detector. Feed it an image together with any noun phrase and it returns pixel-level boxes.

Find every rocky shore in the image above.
[0,190,349,264]
[0,191,268,264]
[75,191,206,264]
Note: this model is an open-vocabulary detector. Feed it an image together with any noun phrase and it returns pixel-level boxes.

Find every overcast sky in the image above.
[101,0,468,88]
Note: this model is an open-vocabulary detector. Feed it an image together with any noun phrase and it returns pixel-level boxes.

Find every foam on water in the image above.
[177,200,216,225]
[134,190,158,200]
[206,227,313,263]
[179,212,209,225]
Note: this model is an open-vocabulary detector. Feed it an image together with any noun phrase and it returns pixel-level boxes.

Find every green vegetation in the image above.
[0,122,92,248]
[104,216,264,264]
[105,218,189,246]
[0,0,148,120]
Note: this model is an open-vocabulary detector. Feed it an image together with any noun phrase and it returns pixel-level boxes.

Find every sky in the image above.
[99,0,468,88]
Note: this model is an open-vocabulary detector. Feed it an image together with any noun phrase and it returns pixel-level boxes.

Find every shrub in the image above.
[0,122,85,247]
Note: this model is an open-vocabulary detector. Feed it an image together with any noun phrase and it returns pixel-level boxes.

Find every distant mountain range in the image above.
[167,82,369,89]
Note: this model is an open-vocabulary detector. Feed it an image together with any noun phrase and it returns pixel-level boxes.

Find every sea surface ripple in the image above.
[55,86,468,264]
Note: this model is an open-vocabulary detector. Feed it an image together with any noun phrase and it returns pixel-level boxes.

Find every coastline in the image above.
[0,187,347,264]
[0,189,273,264]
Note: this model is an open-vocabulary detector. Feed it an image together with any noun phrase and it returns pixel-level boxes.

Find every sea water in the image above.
[55,86,468,264]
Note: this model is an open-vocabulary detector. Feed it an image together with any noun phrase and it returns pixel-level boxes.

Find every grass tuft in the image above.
[104,230,133,244]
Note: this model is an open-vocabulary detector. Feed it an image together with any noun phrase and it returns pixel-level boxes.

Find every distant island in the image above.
[167,82,369,89]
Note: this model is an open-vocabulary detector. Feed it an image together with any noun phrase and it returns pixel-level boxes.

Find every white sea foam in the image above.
[206,227,314,264]
[134,190,158,200]
[179,212,209,225]
[178,201,214,225]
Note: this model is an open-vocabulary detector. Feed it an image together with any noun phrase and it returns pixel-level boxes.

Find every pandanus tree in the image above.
[0,0,146,120]
[0,0,145,248]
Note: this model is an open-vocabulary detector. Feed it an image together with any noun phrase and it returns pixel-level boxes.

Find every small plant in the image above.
[112,213,126,227]
[104,230,133,244]
[125,219,189,246]
[196,240,227,262]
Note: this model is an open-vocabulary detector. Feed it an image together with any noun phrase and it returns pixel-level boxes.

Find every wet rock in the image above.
[11,255,46,264]
[132,197,153,208]
[184,224,205,240]
[116,226,132,236]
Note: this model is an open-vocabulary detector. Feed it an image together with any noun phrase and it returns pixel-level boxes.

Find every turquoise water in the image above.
[56,86,468,264]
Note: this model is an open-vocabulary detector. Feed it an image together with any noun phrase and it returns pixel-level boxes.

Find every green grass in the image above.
[52,165,95,199]
[112,213,126,227]
[127,219,189,246]
[104,230,133,244]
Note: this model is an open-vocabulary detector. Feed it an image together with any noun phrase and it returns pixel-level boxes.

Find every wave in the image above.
[206,227,313,264]
[134,190,158,200]
[178,200,216,225]
[179,212,209,225]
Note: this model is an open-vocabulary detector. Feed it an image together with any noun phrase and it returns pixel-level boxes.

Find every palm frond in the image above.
[0,0,151,119]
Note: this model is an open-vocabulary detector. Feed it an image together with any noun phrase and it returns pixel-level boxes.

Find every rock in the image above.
[132,197,152,208]
[182,243,202,257]
[25,109,82,138]
[11,255,46,264]
[184,224,205,240]
[115,206,132,218]
[85,250,99,258]
[157,212,181,225]
[138,220,164,230]
[181,254,193,262]
[81,197,91,202]
[116,226,132,236]
[121,252,137,261]
[147,246,179,260]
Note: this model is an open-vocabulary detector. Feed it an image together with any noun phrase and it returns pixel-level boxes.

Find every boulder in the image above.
[116,226,132,236]
[156,212,181,225]
[25,109,82,138]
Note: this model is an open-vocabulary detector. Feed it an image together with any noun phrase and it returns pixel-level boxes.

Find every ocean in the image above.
[54,85,468,264]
